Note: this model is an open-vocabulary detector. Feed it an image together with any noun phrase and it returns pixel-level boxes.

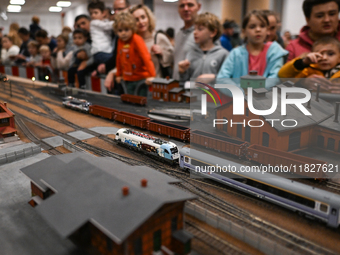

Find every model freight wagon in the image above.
[190,130,248,157]
[114,111,150,129]
[89,105,118,120]
[147,119,190,142]
[247,144,327,180]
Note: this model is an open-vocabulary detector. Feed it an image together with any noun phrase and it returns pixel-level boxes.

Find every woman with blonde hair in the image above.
[8,23,22,47]
[130,4,173,78]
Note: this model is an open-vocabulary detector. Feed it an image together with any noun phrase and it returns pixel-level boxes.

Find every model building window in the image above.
[223,118,228,132]
[245,126,251,143]
[171,216,177,233]
[317,135,324,148]
[134,237,142,255]
[246,108,249,117]
[338,141,340,152]
[237,124,242,139]
[0,118,9,124]
[262,132,269,147]
[107,236,113,251]
[184,241,191,254]
[153,229,162,251]
[288,132,301,151]
[327,138,335,151]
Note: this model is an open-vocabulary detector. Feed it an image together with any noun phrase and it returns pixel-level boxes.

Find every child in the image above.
[67,29,92,88]
[113,12,156,96]
[279,36,340,79]
[37,45,53,81]
[216,10,287,91]
[178,12,228,84]
[88,0,114,65]
[51,33,73,71]
[26,40,42,66]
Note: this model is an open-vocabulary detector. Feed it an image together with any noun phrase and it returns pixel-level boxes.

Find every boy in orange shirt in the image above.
[114,12,155,96]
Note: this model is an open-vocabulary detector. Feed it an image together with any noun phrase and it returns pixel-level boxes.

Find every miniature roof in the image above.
[20,153,196,244]
[152,77,177,84]
[182,92,197,98]
[318,115,340,132]
[216,85,335,132]
[0,103,14,119]
[169,87,184,93]
[0,126,16,135]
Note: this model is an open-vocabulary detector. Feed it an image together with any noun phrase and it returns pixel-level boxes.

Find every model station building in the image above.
[21,153,196,255]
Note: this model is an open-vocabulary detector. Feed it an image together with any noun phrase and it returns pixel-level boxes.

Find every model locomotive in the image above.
[114,128,179,163]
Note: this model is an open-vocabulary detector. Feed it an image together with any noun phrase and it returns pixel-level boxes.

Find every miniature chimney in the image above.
[334,102,340,123]
[4,102,7,107]
[166,76,170,80]
[122,186,129,196]
[315,84,320,102]
[307,89,313,109]
[141,179,148,187]
[249,70,258,76]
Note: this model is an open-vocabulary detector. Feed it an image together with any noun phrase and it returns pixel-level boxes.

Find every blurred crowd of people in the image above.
[0,0,339,95]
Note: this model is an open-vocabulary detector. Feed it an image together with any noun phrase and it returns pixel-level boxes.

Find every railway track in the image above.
[173,179,337,255]
[3,81,339,255]
[327,181,340,192]
[185,220,247,255]
[15,116,62,155]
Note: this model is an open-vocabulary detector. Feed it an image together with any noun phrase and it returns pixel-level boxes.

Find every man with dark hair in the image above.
[220,20,233,51]
[35,29,57,52]
[16,27,32,64]
[286,0,340,61]
[74,15,91,44]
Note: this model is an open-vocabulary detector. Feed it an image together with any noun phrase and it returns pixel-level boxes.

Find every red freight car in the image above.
[146,119,190,142]
[89,105,118,120]
[247,144,327,179]
[190,130,248,157]
[114,111,150,129]
[120,94,147,106]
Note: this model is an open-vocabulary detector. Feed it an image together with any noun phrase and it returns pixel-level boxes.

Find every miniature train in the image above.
[62,96,92,113]
[115,128,179,163]
[179,147,340,228]
[63,98,328,180]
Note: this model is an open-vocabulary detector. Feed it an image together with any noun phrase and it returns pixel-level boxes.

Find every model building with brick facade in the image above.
[151,77,179,102]
[21,153,196,255]
[215,85,340,153]
[0,102,17,141]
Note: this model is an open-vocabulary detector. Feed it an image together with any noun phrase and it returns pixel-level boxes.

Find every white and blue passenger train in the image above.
[115,128,179,163]
[179,147,340,228]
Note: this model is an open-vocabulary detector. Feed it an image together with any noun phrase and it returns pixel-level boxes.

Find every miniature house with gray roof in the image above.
[216,85,340,152]
[21,153,196,255]
[152,77,179,102]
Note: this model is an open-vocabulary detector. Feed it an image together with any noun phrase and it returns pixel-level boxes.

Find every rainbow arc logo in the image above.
[196,81,222,106]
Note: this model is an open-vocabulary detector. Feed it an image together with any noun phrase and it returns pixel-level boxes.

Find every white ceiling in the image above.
[0,0,169,14]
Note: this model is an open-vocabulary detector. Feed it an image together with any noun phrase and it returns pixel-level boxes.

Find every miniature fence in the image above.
[62,140,88,153]
[0,65,108,94]
[184,202,294,255]
[0,144,41,165]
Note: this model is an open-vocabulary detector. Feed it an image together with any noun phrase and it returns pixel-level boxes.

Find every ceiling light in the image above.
[7,5,21,12]
[49,6,62,12]
[56,1,71,7]
[10,0,25,5]
[163,0,178,2]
